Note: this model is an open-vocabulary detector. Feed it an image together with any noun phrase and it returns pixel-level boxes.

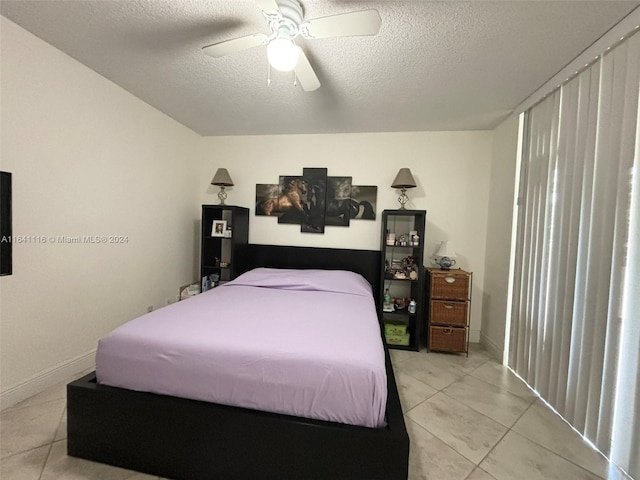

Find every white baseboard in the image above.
[480,333,504,362]
[0,348,96,411]
[469,329,480,343]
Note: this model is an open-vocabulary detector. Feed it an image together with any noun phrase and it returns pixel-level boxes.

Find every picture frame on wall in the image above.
[255,184,280,216]
[211,220,227,237]
[0,171,12,276]
[277,176,306,226]
[351,185,377,220]
[300,168,327,234]
[253,169,377,233]
[325,176,353,227]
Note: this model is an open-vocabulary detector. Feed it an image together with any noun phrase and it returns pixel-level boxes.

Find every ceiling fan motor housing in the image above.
[269,0,304,39]
[276,0,303,24]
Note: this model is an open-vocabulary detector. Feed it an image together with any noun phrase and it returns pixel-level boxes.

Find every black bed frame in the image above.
[67,244,409,480]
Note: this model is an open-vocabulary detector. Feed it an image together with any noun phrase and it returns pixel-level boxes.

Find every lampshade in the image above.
[391,168,417,209]
[391,168,417,189]
[211,168,234,205]
[267,38,300,72]
[211,168,234,187]
[436,241,457,258]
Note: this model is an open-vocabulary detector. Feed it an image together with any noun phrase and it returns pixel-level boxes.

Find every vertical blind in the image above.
[509,29,640,478]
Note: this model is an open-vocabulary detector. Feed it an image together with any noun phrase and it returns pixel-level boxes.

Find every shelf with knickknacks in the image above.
[201,204,248,288]
[380,209,427,351]
[385,255,419,281]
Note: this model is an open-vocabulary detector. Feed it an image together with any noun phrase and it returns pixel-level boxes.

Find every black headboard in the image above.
[235,244,381,305]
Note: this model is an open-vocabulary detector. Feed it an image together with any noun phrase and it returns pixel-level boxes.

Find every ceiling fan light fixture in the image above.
[267,38,299,71]
[202,0,382,91]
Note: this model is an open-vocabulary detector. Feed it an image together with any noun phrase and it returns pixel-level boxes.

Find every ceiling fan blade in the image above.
[202,33,268,58]
[302,10,381,39]
[295,48,320,92]
[255,0,281,16]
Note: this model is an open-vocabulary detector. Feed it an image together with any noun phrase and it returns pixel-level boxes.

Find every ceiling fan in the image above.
[202,0,382,92]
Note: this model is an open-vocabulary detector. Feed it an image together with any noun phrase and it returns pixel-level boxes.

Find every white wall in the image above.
[480,115,520,360]
[197,131,493,342]
[0,17,200,407]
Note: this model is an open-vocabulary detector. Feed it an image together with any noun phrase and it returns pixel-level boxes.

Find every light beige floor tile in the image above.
[480,430,602,480]
[468,343,490,355]
[469,362,537,399]
[443,375,534,427]
[40,440,157,480]
[406,392,508,464]
[428,350,492,374]
[398,354,466,390]
[466,467,498,480]
[405,417,475,480]
[600,464,636,480]
[0,398,65,459]
[390,348,420,365]
[0,444,50,480]
[395,371,438,412]
[54,408,67,441]
[512,399,613,478]
[4,381,66,414]
[7,351,625,480]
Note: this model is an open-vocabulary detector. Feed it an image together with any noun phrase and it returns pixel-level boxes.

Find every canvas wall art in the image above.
[255,169,376,234]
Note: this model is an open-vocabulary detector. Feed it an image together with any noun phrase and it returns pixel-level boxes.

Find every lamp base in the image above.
[217,187,228,205]
[397,188,409,210]
[435,257,456,270]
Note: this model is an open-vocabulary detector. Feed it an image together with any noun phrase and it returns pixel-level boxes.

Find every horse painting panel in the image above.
[325,177,353,226]
[350,185,376,220]
[254,176,377,229]
[301,168,327,234]
[255,177,309,225]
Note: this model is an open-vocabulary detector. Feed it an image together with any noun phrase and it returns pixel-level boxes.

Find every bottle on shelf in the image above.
[383,288,394,312]
[408,299,417,314]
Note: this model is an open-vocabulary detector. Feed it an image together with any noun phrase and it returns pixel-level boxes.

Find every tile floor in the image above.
[0,346,634,480]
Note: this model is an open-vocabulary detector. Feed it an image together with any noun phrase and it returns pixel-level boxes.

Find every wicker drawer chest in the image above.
[426,268,472,355]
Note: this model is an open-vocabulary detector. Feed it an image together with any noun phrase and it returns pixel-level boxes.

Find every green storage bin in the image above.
[384,322,407,336]
[385,332,410,346]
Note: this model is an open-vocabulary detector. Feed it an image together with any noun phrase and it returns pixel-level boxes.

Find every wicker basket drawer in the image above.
[429,326,467,353]
[430,272,469,300]
[430,300,468,327]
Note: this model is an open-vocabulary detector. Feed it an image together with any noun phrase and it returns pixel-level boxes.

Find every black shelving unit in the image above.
[201,205,249,284]
[379,210,427,351]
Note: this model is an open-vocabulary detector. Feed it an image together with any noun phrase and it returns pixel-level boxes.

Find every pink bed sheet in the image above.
[96,268,387,428]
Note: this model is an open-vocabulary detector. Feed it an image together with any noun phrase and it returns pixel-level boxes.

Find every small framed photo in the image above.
[211,220,227,237]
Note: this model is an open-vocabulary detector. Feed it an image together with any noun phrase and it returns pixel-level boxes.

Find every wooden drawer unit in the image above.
[427,268,472,355]
[429,326,467,353]
[430,300,468,327]
[430,271,469,300]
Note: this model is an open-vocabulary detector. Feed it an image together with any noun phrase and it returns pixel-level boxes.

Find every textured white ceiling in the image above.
[2,1,638,136]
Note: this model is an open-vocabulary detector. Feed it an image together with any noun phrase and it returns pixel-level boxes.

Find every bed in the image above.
[67,244,409,480]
